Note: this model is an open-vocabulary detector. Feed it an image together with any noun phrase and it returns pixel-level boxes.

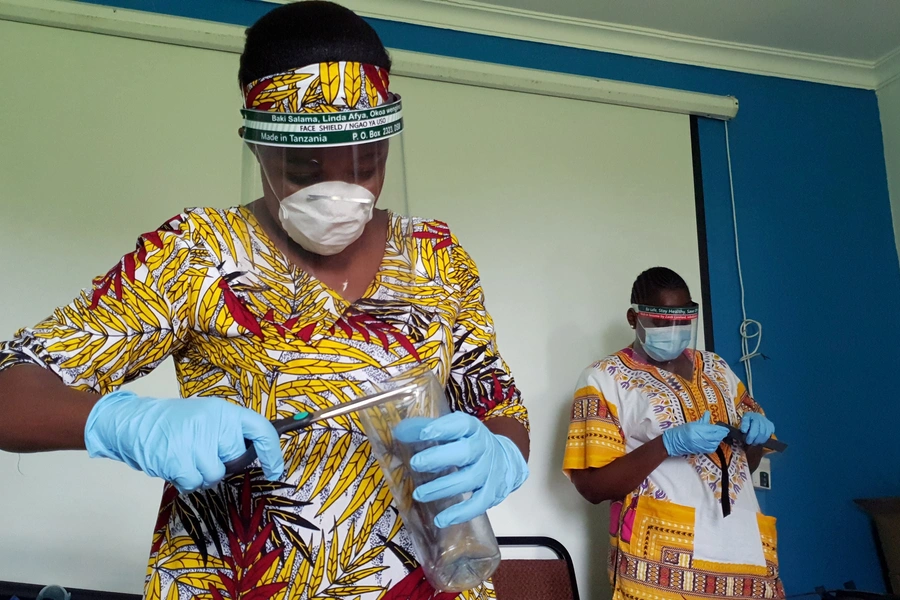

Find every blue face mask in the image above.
[641,324,692,362]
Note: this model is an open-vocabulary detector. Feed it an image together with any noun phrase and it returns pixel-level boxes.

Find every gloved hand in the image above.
[84,390,284,493]
[395,412,528,528]
[740,412,775,446]
[661,411,728,457]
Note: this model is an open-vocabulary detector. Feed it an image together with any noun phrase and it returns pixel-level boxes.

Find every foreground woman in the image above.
[0,3,529,598]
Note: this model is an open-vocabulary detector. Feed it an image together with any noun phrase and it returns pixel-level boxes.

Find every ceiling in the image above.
[332,0,900,88]
[477,0,900,63]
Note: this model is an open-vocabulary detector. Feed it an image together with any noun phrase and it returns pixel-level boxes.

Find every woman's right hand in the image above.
[661,410,729,457]
[84,391,284,493]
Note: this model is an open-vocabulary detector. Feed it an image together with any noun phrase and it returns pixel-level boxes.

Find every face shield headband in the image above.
[241,61,402,148]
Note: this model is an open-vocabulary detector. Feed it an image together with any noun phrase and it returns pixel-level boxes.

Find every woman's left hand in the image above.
[395,412,529,528]
[740,412,775,446]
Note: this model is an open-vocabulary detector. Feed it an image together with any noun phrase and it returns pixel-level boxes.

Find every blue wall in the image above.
[75,0,900,593]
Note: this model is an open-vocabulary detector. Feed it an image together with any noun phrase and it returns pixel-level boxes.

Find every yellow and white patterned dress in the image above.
[563,348,782,600]
[0,207,528,600]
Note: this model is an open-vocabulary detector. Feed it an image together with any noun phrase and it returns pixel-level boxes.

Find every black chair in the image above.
[493,536,580,600]
[0,581,140,600]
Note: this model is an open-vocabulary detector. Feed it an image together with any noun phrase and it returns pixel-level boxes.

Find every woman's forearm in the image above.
[0,364,98,452]
[484,416,530,461]
[570,437,669,504]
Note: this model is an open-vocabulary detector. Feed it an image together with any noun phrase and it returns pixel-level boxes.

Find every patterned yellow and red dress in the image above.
[563,348,783,600]
[0,207,528,600]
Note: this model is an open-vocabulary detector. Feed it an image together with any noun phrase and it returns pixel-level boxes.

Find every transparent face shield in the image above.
[631,303,699,378]
[240,97,410,261]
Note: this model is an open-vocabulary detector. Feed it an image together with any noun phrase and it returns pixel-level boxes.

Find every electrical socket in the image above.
[752,456,772,490]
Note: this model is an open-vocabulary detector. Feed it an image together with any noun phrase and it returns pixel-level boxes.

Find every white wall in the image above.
[880,77,900,258]
[400,77,701,600]
[0,19,237,595]
[1,19,700,600]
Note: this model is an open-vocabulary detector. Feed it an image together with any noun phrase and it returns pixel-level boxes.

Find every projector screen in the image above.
[0,18,704,600]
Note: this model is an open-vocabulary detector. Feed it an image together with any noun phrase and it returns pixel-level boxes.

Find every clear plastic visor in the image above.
[631,303,699,378]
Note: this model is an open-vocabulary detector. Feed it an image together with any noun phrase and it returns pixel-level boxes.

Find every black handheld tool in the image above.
[716,421,787,453]
[224,383,418,475]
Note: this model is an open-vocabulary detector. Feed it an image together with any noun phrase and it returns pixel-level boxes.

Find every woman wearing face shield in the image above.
[563,267,783,600]
[0,2,529,598]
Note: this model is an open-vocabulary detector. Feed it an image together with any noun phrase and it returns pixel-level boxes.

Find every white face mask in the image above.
[278,181,375,256]
[640,323,693,362]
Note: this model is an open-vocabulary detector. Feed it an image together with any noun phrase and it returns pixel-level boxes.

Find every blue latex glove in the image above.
[84,390,284,493]
[740,412,775,446]
[395,412,528,528]
[661,411,729,457]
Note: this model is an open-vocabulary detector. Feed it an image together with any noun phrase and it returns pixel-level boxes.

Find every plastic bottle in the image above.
[358,367,501,593]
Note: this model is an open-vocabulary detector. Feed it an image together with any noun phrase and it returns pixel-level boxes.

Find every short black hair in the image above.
[630,267,690,305]
[239,1,392,88]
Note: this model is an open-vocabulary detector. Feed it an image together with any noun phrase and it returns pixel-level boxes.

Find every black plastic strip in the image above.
[716,446,732,517]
